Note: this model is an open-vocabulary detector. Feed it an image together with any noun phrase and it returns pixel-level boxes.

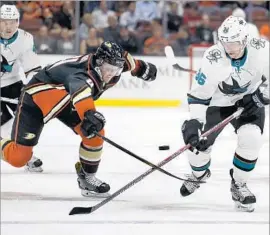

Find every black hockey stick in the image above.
[164,46,197,74]
[69,108,243,215]
[93,131,204,183]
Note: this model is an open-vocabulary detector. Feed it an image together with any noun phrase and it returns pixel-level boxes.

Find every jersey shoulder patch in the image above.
[203,45,223,65]
[249,38,267,50]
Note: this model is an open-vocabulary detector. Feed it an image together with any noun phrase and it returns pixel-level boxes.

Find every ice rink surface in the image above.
[1,107,269,235]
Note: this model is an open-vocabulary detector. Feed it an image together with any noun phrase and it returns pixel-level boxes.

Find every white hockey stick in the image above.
[1,97,19,104]
[164,46,197,74]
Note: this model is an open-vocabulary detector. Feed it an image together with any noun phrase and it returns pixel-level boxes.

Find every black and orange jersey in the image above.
[25,52,136,121]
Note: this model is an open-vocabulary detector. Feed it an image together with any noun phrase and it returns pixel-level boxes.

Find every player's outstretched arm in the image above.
[122,52,157,81]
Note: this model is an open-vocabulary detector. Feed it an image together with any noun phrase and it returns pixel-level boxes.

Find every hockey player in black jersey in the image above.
[0,41,157,197]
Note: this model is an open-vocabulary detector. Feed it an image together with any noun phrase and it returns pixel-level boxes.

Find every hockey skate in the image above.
[24,156,43,173]
[75,162,110,198]
[230,169,256,212]
[180,169,211,197]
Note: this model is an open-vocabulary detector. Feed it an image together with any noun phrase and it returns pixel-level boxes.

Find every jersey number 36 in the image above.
[195,69,207,85]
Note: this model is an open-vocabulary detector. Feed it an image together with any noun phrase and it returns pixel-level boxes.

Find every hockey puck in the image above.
[158,145,170,150]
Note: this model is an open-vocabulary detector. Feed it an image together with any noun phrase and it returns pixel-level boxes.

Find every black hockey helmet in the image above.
[95,41,125,68]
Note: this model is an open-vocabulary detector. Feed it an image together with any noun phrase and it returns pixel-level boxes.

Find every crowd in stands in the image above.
[3,1,269,56]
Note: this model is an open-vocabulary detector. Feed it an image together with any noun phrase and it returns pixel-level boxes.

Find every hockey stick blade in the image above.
[164,46,196,74]
[69,206,93,215]
[172,63,196,73]
[94,131,205,184]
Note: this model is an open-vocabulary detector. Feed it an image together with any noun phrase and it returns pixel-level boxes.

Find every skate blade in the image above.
[24,166,43,173]
[234,201,255,212]
[81,190,111,198]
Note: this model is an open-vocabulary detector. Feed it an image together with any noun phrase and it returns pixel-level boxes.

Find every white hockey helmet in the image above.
[218,15,248,45]
[218,16,249,58]
[0,4,20,20]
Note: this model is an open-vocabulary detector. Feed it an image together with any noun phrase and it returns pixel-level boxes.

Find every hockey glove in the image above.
[81,110,106,138]
[131,60,157,81]
[181,119,208,152]
[237,88,270,117]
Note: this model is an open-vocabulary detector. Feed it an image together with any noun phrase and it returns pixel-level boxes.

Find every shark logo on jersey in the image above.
[250,38,265,50]
[1,55,14,73]
[218,77,251,96]
[206,49,222,64]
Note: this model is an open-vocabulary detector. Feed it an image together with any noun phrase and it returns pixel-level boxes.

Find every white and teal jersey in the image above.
[0,29,40,87]
[188,38,269,121]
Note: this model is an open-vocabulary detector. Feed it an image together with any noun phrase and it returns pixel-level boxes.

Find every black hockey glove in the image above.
[81,110,106,138]
[181,119,208,152]
[237,89,270,117]
[131,60,157,81]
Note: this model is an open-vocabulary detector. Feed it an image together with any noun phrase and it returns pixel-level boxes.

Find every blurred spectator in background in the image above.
[260,24,270,40]
[79,13,93,40]
[35,25,56,54]
[17,1,41,20]
[92,0,116,31]
[168,26,190,56]
[41,6,54,28]
[195,14,214,44]
[143,24,169,56]
[83,1,100,13]
[167,2,183,33]
[117,25,139,54]
[80,27,103,54]
[183,3,202,42]
[111,1,128,17]
[56,28,75,54]
[219,1,247,8]
[50,23,62,37]
[135,1,158,23]
[53,1,74,30]
[40,1,63,28]
[119,1,138,32]
[103,15,120,42]
[232,8,260,38]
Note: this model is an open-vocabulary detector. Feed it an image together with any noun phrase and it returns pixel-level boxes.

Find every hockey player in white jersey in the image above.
[0,4,43,172]
[180,16,269,212]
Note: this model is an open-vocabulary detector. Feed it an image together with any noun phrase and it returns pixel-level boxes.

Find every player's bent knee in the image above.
[236,124,262,158]
[2,141,33,167]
